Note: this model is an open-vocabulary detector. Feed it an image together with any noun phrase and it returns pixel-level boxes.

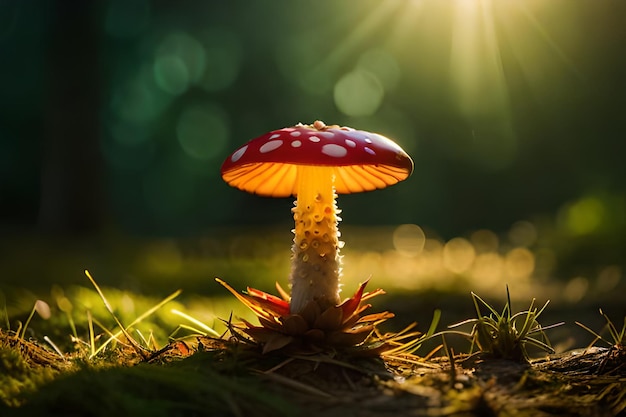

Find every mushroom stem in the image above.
[289,165,342,313]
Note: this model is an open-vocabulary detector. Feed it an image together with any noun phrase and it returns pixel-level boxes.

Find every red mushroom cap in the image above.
[221,121,414,197]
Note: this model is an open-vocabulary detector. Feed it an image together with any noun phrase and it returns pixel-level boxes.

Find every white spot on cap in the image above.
[269,133,280,139]
[231,145,248,162]
[309,136,321,143]
[290,131,301,137]
[321,143,347,158]
[364,138,373,144]
[260,140,283,153]
[291,140,302,148]
[345,139,356,148]
[318,131,334,139]
[364,146,376,155]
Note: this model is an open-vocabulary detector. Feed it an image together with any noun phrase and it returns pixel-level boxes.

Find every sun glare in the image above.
[449,0,507,115]
[314,0,582,170]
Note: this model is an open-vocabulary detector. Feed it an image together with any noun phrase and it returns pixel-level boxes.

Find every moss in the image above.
[0,346,59,407]
[6,351,297,417]
[0,331,297,416]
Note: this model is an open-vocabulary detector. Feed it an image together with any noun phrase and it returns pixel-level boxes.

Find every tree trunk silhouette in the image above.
[38,2,103,235]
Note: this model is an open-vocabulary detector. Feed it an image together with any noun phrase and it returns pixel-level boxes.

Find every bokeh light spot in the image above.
[120,293,136,315]
[563,276,588,303]
[157,32,206,85]
[177,104,229,160]
[393,224,426,257]
[508,220,537,247]
[443,237,475,274]
[470,229,499,253]
[559,197,605,235]
[153,55,189,95]
[199,28,243,92]
[334,69,384,117]
[471,252,504,289]
[112,65,172,122]
[357,48,400,92]
[57,297,73,313]
[504,247,535,280]
[596,266,621,292]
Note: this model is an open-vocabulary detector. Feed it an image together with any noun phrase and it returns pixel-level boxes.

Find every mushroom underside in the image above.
[222,163,410,197]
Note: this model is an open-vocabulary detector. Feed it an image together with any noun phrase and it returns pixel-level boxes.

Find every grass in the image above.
[445,287,563,363]
[0,226,624,416]
[1,343,296,417]
[2,274,625,416]
[577,309,625,349]
[0,271,298,416]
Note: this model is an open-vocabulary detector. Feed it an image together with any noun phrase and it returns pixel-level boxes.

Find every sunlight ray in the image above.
[450,0,509,117]
[446,0,517,169]
[387,0,427,46]
[516,2,583,79]
[308,2,402,77]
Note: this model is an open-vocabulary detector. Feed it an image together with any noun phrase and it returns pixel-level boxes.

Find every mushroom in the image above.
[221,120,413,314]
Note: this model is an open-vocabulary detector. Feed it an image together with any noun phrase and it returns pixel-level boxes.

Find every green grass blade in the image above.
[20,303,38,339]
[575,321,609,346]
[426,309,441,337]
[85,269,182,359]
[472,292,500,317]
[171,308,220,337]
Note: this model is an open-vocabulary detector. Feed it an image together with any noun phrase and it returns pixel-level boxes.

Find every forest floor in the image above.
[1,230,624,416]
[1,329,624,417]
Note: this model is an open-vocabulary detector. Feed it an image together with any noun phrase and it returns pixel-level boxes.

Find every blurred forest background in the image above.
[0,1,624,339]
